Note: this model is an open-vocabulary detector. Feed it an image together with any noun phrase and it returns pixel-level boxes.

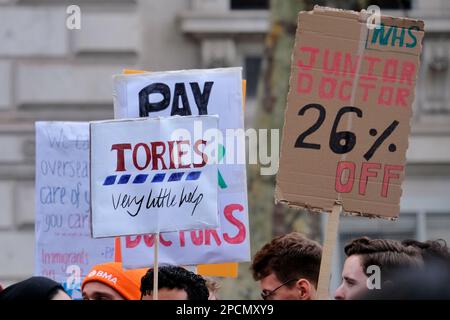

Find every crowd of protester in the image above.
[1,233,449,300]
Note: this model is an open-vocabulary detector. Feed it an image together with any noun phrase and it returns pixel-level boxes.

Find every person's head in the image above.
[362,260,450,300]
[402,239,450,267]
[251,232,322,300]
[0,277,71,300]
[140,265,209,300]
[334,237,423,300]
[82,262,147,300]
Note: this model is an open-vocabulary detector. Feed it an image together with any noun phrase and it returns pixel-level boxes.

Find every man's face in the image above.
[141,288,188,300]
[82,281,125,300]
[334,255,368,300]
[259,273,301,300]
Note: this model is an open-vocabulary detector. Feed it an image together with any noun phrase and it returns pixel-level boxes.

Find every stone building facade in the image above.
[0,0,449,298]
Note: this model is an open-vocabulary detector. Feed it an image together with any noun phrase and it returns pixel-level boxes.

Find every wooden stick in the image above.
[153,232,159,300]
[316,204,341,300]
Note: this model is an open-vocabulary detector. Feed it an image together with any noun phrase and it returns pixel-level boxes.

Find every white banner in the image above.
[121,192,248,268]
[35,122,114,299]
[90,116,220,238]
[113,67,251,267]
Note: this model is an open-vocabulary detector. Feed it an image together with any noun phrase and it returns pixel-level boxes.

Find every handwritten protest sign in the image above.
[113,67,251,268]
[90,115,219,238]
[35,122,114,299]
[276,7,424,219]
[275,6,424,299]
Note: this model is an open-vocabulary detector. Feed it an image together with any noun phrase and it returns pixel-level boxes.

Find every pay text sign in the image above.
[90,115,219,238]
[114,68,250,267]
[276,7,424,218]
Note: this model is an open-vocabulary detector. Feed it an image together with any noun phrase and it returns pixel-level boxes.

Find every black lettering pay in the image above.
[138,81,214,117]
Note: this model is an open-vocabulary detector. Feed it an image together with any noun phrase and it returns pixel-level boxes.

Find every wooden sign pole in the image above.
[316,204,342,300]
[153,232,159,300]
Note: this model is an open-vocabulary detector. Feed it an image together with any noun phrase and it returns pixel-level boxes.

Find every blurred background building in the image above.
[0,0,449,298]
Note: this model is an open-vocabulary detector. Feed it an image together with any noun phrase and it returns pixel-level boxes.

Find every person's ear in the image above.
[295,279,312,300]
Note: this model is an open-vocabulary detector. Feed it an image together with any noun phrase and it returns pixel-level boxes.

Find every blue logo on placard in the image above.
[102,171,202,186]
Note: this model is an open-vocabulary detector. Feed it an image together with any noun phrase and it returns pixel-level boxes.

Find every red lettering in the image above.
[383,59,398,83]
[297,46,319,70]
[179,230,186,247]
[364,56,381,79]
[159,234,172,247]
[190,230,203,246]
[168,141,177,169]
[223,204,246,244]
[112,140,213,172]
[125,235,141,249]
[143,234,155,247]
[323,49,341,76]
[396,88,409,108]
[382,165,403,197]
[378,86,394,106]
[338,80,352,101]
[319,77,337,99]
[335,161,355,193]
[205,229,222,246]
[151,141,168,170]
[193,139,208,168]
[111,143,132,172]
[359,82,375,102]
[297,71,313,94]
[132,143,151,170]
[343,53,360,77]
[177,140,191,169]
[359,162,381,195]
[400,61,415,85]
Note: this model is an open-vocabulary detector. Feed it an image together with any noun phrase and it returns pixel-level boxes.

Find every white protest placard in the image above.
[113,67,251,267]
[90,115,219,238]
[121,192,248,267]
[35,122,114,299]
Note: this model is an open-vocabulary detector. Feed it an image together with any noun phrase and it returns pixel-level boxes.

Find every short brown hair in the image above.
[251,232,322,287]
[345,237,422,279]
[402,239,450,265]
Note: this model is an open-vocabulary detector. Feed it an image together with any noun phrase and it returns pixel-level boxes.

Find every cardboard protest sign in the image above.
[90,115,219,238]
[35,122,114,299]
[113,67,250,268]
[276,6,424,219]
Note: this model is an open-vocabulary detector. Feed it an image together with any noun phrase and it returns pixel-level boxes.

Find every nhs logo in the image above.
[367,23,420,49]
